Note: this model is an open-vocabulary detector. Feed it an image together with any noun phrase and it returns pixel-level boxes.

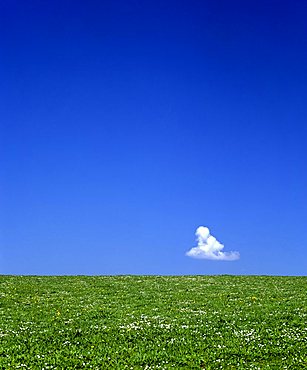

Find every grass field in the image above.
[0,275,306,369]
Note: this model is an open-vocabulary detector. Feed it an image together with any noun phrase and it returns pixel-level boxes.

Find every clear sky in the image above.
[1,0,307,276]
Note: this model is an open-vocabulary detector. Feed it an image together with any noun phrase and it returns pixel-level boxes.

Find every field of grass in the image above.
[0,275,306,369]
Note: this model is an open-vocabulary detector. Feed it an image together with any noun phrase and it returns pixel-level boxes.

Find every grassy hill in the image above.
[0,275,306,369]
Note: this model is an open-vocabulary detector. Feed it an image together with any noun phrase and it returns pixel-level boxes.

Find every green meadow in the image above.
[0,275,306,369]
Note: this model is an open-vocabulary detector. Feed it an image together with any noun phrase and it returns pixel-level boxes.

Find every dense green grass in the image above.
[0,275,306,369]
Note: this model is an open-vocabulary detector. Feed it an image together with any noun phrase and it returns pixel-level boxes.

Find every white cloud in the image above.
[186,226,240,261]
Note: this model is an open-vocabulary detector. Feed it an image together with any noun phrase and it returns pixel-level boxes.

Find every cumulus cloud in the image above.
[186,226,240,261]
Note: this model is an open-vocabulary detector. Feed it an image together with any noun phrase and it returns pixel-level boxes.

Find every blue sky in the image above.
[1,0,307,275]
